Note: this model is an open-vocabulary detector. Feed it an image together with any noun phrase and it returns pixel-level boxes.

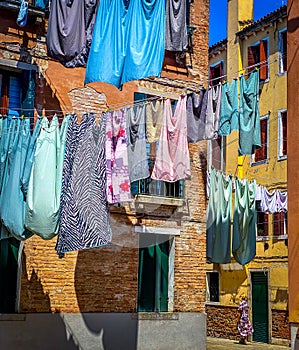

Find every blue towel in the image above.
[85,0,165,89]
[17,0,29,27]
[218,79,239,136]
[239,70,261,155]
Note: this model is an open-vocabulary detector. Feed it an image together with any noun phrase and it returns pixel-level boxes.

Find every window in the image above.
[209,61,224,86]
[252,115,269,164]
[206,271,219,302]
[131,93,184,199]
[256,200,269,237]
[278,109,287,159]
[0,238,21,313]
[273,212,287,237]
[208,136,226,172]
[278,29,287,74]
[0,68,35,118]
[138,233,173,312]
[247,39,269,81]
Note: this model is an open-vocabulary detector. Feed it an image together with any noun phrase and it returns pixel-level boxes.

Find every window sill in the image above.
[0,314,26,321]
[278,71,287,77]
[134,312,179,320]
[133,194,185,213]
[278,155,287,161]
[251,159,268,167]
[256,236,270,241]
[0,1,46,16]
[205,301,220,306]
[273,234,288,240]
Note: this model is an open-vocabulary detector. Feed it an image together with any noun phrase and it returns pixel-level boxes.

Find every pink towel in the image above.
[151,95,191,182]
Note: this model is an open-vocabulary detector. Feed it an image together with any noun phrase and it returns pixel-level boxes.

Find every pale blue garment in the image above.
[206,168,232,264]
[232,178,257,265]
[239,70,261,155]
[0,119,22,239]
[120,0,165,86]
[0,119,32,240]
[85,0,128,88]
[25,116,69,239]
[218,79,239,135]
[85,0,165,89]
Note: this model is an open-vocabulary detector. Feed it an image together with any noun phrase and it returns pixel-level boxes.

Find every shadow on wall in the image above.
[73,215,139,350]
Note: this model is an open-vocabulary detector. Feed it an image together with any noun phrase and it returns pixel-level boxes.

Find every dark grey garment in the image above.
[186,89,206,143]
[165,0,188,52]
[204,83,222,140]
[126,105,150,183]
[47,0,99,67]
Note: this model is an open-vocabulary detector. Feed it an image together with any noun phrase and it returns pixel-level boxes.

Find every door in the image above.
[251,271,269,343]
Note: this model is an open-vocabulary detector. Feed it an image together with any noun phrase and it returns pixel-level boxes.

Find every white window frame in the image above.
[278,28,287,75]
[278,108,287,160]
[206,271,220,304]
[251,114,269,166]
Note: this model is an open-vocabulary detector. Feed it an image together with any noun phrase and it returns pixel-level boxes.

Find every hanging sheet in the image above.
[186,89,206,143]
[56,114,112,255]
[232,178,257,265]
[126,105,149,182]
[0,119,32,240]
[239,70,261,155]
[206,168,232,264]
[25,116,69,239]
[85,0,165,88]
[165,0,188,52]
[151,95,190,182]
[218,79,239,136]
[146,99,164,143]
[204,83,222,140]
[106,109,131,203]
[47,0,99,67]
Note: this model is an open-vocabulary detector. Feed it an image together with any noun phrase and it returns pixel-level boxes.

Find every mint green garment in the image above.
[206,168,232,264]
[239,70,261,155]
[232,179,257,265]
[25,115,69,239]
[0,119,32,240]
[218,79,239,136]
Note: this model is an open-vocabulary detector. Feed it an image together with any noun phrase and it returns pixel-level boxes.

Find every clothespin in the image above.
[109,107,113,112]
[21,114,25,120]
[254,66,259,71]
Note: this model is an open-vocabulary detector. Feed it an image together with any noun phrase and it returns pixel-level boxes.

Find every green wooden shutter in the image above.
[252,272,269,343]
[21,69,36,118]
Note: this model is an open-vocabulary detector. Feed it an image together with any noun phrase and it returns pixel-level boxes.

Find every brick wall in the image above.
[1,0,209,315]
[272,310,290,340]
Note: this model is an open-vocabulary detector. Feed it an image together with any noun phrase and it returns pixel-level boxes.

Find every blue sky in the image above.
[209,0,287,46]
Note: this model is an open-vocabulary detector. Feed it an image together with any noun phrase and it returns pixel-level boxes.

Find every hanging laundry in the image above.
[165,0,188,52]
[151,95,190,182]
[47,0,99,67]
[146,99,164,143]
[0,119,32,240]
[56,114,112,255]
[85,0,165,89]
[17,0,29,27]
[126,105,150,183]
[204,83,222,140]
[206,168,232,264]
[232,178,257,265]
[186,89,206,143]
[25,116,69,239]
[276,191,287,212]
[106,109,131,203]
[239,70,261,155]
[218,79,239,136]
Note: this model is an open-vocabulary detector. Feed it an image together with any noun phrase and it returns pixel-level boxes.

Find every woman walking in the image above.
[238,294,254,344]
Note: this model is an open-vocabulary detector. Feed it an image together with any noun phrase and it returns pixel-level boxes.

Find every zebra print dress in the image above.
[56,113,112,255]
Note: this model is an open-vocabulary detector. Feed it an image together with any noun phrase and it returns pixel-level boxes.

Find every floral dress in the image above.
[238,300,254,337]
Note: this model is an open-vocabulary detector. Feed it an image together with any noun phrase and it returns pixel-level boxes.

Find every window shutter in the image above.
[248,46,257,74]
[254,118,267,162]
[259,40,268,80]
[282,31,287,72]
[21,70,36,118]
[273,212,284,236]
[209,66,215,84]
[264,213,269,236]
[0,74,9,115]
